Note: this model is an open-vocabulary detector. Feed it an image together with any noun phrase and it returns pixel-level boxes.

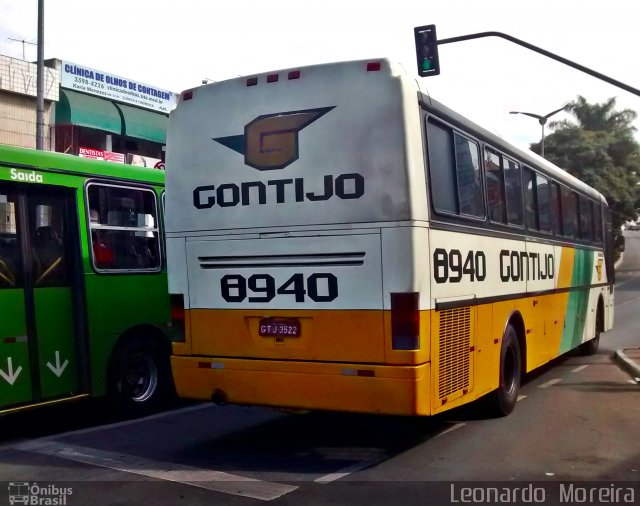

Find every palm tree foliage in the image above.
[530,95,640,228]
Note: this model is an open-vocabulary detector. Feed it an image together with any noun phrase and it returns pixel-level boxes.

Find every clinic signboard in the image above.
[61,61,177,113]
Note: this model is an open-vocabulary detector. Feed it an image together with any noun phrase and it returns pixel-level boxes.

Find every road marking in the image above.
[517,395,527,402]
[571,365,589,373]
[538,378,562,389]
[15,403,215,445]
[434,422,466,438]
[314,456,385,484]
[15,440,297,501]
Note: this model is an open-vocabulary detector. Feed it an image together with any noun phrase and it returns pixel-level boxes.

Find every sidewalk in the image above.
[614,348,640,381]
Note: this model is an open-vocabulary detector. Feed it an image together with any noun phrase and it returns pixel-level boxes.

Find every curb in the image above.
[613,349,640,381]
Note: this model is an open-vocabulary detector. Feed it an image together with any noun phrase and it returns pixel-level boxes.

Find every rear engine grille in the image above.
[438,307,471,398]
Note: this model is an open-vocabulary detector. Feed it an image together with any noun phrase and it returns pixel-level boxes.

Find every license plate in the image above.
[259,318,301,337]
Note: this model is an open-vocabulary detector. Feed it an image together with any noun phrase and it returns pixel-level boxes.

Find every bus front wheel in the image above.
[108,334,172,416]
[488,324,522,417]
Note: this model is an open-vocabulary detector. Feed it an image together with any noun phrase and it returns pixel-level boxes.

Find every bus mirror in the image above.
[414,24,440,77]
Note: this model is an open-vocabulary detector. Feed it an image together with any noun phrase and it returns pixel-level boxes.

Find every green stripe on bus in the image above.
[560,249,594,353]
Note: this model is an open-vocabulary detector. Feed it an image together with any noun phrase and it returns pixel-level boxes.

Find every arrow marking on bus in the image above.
[0,357,22,385]
[46,351,69,378]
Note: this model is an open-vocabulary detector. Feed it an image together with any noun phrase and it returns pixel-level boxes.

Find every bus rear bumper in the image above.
[171,356,431,416]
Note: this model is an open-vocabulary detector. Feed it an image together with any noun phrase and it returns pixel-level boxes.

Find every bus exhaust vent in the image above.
[438,307,471,399]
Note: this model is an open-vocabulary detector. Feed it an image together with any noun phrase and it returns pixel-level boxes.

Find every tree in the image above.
[530,96,640,230]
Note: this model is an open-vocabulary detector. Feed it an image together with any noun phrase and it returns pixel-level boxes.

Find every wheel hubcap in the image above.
[123,354,158,403]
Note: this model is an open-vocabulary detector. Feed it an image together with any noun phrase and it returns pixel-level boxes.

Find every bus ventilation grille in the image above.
[438,307,471,399]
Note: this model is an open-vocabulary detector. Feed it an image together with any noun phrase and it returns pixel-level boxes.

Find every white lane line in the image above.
[538,378,563,389]
[19,403,215,445]
[629,379,639,385]
[571,365,589,373]
[517,395,527,402]
[15,440,297,501]
[434,422,466,438]
[314,456,385,484]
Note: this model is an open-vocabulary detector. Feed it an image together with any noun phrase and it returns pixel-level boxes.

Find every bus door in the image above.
[0,183,85,410]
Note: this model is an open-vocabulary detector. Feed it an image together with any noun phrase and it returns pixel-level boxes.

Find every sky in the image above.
[1,0,639,150]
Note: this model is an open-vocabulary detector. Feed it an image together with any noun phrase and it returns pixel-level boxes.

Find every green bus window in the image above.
[0,193,21,288]
[503,157,523,226]
[485,148,506,224]
[30,198,68,287]
[87,184,161,272]
[453,133,484,218]
[426,120,457,214]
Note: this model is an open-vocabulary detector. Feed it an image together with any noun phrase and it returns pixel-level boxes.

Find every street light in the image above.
[509,105,567,158]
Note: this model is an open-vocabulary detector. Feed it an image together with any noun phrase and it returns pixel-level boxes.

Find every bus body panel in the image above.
[165,58,614,417]
[0,145,170,413]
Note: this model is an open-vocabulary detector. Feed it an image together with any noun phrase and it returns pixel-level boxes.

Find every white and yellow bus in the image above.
[164,58,614,416]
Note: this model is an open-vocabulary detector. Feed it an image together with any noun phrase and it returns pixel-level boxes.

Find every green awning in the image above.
[114,103,167,144]
[56,89,122,134]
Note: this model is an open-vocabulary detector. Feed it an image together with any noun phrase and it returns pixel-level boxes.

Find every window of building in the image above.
[87,183,161,272]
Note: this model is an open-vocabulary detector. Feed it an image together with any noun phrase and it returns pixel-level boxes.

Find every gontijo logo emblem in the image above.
[213,107,335,171]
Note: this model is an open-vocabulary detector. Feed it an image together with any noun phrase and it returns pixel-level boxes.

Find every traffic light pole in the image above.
[437,31,640,98]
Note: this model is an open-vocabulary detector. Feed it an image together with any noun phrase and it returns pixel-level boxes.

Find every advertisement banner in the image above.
[61,61,177,113]
[128,154,165,169]
[79,147,125,163]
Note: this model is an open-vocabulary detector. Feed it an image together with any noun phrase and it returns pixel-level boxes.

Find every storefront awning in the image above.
[56,89,122,134]
[114,103,167,144]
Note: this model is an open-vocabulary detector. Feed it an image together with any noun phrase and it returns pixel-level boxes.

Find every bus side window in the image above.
[524,167,537,230]
[536,174,552,233]
[551,182,563,236]
[0,194,21,288]
[87,183,161,272]
[593,202,603,243]
[561,186,578,238]
[484,148,506,224]
[578,195,593,242]
[453,133,484,218]
[503,157,523,226]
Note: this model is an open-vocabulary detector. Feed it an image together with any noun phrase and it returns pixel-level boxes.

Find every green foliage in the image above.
[530,96,640,229]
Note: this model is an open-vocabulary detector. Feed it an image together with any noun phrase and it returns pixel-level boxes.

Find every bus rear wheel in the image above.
[579,305,603,356]
[488,324,522,417]
[108,334,171,416]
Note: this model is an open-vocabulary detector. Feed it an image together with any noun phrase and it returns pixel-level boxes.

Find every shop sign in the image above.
[79,147,125,163]
[61,61,177,113]
[128,154,164,169]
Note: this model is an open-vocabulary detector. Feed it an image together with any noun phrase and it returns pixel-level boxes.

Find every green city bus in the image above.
[0,145,175,416]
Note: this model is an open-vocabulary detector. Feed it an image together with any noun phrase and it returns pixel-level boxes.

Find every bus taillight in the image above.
[390,292,420,350]
[170,294,185,331]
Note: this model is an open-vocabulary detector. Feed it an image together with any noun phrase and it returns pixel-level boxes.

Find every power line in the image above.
[7,37,37,60]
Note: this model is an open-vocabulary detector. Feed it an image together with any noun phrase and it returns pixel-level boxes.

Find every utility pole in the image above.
[36,0,45,150]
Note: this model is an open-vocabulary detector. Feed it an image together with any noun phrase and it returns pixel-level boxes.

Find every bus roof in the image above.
[418,93,607,206]
[0,144,165,186]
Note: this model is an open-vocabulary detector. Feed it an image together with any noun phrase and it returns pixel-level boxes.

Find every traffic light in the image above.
[414,25,440,77]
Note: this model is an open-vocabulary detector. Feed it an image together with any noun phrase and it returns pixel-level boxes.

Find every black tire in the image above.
[108,334,173,417]
[488,324,522,417]
[579,305,603,356]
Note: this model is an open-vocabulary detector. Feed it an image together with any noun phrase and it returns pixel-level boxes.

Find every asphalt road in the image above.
[0,237,639,506]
